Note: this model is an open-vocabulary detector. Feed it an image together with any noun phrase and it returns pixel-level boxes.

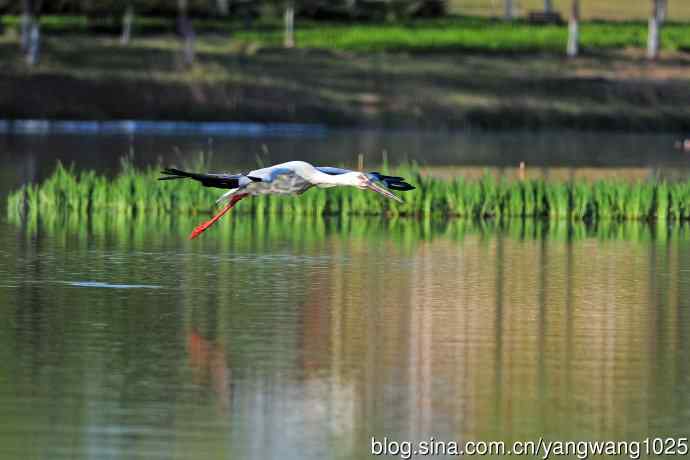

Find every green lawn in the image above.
[232,17,690,53]
[3,14,690,53]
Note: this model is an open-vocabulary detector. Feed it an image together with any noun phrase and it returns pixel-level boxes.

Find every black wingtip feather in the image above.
[387,182,415,191]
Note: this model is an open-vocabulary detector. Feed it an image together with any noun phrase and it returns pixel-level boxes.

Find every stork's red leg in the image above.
[188,194,248,240]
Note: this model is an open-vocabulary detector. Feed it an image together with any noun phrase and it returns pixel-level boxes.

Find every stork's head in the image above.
[339,172,403,203]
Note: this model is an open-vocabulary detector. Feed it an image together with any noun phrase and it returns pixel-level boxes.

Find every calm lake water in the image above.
[1,129,690,459]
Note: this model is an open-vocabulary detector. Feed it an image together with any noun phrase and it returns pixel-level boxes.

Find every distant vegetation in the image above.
[7,160,690,221]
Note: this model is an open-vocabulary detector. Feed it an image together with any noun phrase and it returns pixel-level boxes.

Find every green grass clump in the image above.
[7,160,690,222]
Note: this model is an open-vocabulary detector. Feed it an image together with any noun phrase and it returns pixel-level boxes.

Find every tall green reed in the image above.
[7,159,690,222]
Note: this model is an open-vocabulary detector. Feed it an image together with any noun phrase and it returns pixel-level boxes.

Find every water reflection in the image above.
[0,216,688,459]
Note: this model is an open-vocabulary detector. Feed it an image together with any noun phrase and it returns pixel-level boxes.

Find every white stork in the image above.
[159,161,415,239]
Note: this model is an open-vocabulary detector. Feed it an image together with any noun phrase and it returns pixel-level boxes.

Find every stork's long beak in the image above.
[367,180,403,203]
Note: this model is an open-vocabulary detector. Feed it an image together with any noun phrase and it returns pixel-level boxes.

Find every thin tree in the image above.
[284,0,295,48]
[177,0,196,65]
[21,0,41,65]
[504,0,515,20]
[567,0,580,58]
[544,0,553,14]
[216,0,229,16]
[20,0,31,52]
[658,0,667,23]
[121,1,134,45]
[647,0,663,60]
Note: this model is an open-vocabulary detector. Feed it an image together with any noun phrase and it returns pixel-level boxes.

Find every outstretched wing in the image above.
[243,166,313,195]
[158,168,261,189]
[316,166,416,192]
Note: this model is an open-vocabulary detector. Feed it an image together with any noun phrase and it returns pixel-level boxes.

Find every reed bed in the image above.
[7,160,690,222]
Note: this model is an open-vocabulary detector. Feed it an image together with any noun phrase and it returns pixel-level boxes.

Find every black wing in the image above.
[158,168,260,189]
[367,172,416,191]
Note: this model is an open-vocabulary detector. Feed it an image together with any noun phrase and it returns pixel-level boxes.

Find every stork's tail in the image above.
[189,194,247,240]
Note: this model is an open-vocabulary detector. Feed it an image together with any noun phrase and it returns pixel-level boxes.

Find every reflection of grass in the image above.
[7,159,690,221]
[9,206,690,247]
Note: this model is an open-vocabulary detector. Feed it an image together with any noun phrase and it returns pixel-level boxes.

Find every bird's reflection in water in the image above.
[187,328,232,413]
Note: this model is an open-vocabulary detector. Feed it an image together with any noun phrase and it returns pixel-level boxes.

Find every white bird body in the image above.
[159,160,414,239]
[217,161,363,202]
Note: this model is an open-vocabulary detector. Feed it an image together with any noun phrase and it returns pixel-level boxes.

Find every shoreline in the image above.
[3,36,690,132]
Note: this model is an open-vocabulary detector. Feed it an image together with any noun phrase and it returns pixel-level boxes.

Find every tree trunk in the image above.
[120,4,133,45]
[567,0,580,58]
[284,1,295,48]
[657,0,667,24]
[544,0,553,13]
[178,0,195,65]
[647,0,661,60]
[216,0,229,16]
[26,20,40,66]
[20,0,33,52]
[21,0,41,65]
[504,0,515,20]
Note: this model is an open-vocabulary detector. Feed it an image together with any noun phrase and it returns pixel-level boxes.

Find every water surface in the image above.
[1,128,690,459]
[1,214,689,459]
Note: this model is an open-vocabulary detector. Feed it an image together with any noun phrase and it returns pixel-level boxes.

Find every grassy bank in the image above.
[7,161,690,221]
[2,16,690,130]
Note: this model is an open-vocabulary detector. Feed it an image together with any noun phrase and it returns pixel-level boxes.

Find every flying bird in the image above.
[159,161,415,239]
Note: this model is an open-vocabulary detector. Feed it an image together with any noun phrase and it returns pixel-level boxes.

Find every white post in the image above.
[567,0,579,58]
[284,1,295,48]
[647,0,660,60]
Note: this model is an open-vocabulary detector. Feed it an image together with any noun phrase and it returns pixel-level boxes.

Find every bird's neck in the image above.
[313,171,356,187]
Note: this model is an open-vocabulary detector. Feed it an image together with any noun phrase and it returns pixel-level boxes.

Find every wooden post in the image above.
[519,161,526,180]
[647,0,661,60]
[567,0,580,58]
[284,1,295,48]
[357,153,364,171]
